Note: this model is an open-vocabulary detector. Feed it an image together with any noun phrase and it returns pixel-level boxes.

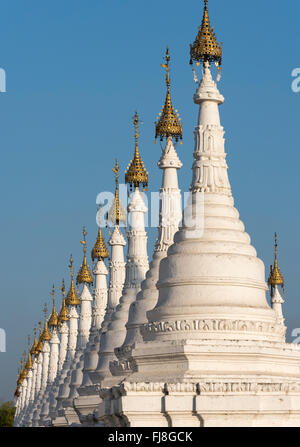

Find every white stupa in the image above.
[31,309,52,426]
[39,289,60,426]
[46,281,70,422]
[51,256,80,425]
[113,48,183,375]
[74,163,126,425]
[24,322,45,426]
[57,229,95,426]
[89,112,149,390]
[95,1,300,427]
[17,343,33,426]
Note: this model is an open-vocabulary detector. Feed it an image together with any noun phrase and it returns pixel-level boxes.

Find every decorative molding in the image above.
[141,318,286,338]
[109,355,138,376]
[196,382,300,394]
[109,360,132,376]
[99,380,300,399]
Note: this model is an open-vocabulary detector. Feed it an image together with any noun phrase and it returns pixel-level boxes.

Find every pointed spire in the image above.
[25,336,32,369]
[19,359,23,383]
[268,233,285,297]
[41,304,51,341]
[17,362,22,386]
[58,279,69,323]
[18,359,24,384]
[108,160,127,226]
[36,320,44,353]
[77,227,94,285]
[155,47,183,144]
[48,285,59,328]
[190,0,222,67]
[91,206,109,261]
[20,351,28,380]
[125,111,149,191]
[66,255,80,306]
[16,366,21,395]
[30,326,38,357]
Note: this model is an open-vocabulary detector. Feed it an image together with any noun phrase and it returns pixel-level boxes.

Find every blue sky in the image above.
[0,0,299,402]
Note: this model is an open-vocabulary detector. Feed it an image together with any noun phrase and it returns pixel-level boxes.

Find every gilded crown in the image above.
[155,48,182,143]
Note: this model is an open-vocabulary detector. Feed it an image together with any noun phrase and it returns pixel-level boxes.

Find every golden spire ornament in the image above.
[190,0,222,69]
[77,227,94,285]
[155,47,183,144]
[48,285,59,328]
[66,255,80,306]
[125,112,149,191]
[36,321,44,353]
[268,233,285,298]
[30,326,38,357]
[15,367,21,396]
[17,362,22,386]
[20,351,28,380]
[92,205,109,261]
[41,304,51,341]
[58,279,69,324]
[107,160,127,226]
[25,336,32,369]
[18,360,24,384]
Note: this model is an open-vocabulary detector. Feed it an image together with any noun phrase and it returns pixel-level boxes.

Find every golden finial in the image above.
[16,366,22,395]
[107,160,127,226]
[268,233,284,298]
[18,360,24,385]
[58,279,69,323]
[48,285,59,328]
[155,47,183,144]
[30,326,38,357]
[20,357,28,382]
[66,255,80,306]
[41,304,51,341]
[76,227,94,285]
[92,205,109,261]
[190,0,222,68]
[26,336,32,369]
[125,112,149,191]
[20,351,28,379]
[36,321,44,353]
[17,363,22,387]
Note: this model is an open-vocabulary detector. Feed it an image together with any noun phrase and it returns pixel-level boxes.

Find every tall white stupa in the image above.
[74,163,127,424]
[89,112,149,390]
[113,48,183,375]
[95,0,300,427]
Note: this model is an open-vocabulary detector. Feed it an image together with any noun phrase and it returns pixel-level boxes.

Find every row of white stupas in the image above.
[14,0,300,427]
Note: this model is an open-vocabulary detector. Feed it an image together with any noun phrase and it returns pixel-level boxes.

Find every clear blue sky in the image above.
[0,0,299,402]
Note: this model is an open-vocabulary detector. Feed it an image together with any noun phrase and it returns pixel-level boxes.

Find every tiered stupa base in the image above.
[97,338,300,427]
